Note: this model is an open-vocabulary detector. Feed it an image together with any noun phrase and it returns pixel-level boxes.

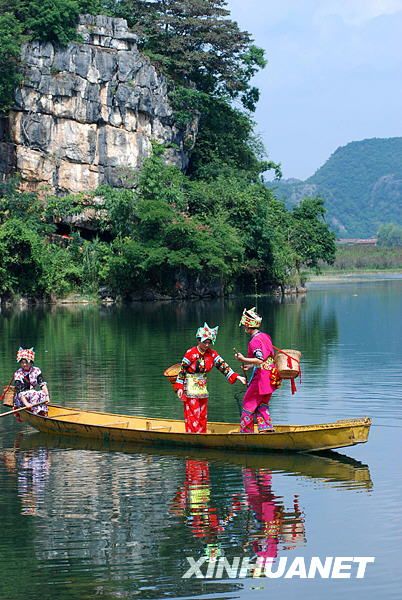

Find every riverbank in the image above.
[0,283,308,306]
[307,270,402,284]
[326,244,402,272]
[0,282,401,600]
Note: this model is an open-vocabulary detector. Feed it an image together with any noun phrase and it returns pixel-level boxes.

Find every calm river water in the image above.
[0,275,401,600]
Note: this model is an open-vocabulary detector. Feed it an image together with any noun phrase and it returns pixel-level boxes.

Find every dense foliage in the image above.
[102,0,266,109]
[319,244,402,272]
[269,137,402,238]
[0,0,336,300]
[0,0,264,112]
[0,152,335,299]
[377,223,402,247]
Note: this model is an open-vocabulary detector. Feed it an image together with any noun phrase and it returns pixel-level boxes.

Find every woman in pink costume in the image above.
[235,308,281,433]
[242,468,280,559]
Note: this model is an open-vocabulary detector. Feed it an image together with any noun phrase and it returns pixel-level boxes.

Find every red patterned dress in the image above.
[174,346,240,433]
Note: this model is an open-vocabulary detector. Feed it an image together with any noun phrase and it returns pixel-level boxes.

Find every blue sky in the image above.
[227,0,402,179]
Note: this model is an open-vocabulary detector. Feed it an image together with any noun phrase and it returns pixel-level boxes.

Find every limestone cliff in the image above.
[0,15,197,194]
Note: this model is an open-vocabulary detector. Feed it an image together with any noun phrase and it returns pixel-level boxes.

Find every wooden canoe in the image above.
[19,404,372,453]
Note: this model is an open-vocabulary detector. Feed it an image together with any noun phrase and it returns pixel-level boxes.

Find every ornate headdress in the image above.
[195,322,219,344]
[239,307,262,328]
[16,347,35,363]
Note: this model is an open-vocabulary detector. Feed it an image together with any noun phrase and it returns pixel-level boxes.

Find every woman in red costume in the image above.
[174,323,246,433]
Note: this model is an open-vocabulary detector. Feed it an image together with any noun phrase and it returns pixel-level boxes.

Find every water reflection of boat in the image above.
[19,404,372,453]
[18,432,373,490]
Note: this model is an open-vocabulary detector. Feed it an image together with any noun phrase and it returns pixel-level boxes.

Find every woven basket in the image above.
[2,385,15,407]
[274,350,301,379]
[163,363,181,389]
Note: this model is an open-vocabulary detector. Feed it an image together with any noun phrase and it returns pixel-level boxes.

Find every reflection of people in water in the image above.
[1,441,51,516]
[242,468,305,558]
[16,448,51,516]
[170,459,306,563]
[170,459,242,559]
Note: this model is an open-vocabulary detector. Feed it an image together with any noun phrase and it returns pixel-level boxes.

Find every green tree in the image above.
[0,12,24,112]
[289,197,336,270]
[377,223,402,247]
[39,242,83,296]
[12,0,81,45]
[186,97,273,178]
[0,183,51,233]
[108,0,266,108]
[137,144,188,210]
[0,219,45,295]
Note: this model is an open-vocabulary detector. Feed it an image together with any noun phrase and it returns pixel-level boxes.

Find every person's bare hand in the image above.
[237,376,247,385]
[177,389,183,400]
[235,352,246,362]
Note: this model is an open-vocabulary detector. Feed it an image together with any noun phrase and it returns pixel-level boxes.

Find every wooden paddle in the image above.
[0,399,49,418]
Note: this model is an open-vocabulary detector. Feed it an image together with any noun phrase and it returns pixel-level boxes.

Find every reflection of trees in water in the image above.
[0,298,337,420]
[2,445,193,598]
[1,445,305,597]
[0,446,51,600]
[273,303,338,368]
[0,440,371,599]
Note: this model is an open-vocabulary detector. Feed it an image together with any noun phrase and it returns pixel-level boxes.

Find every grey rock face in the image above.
[1,14,198,194]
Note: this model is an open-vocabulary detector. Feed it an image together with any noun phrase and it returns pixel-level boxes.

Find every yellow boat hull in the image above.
[20,405,372,453]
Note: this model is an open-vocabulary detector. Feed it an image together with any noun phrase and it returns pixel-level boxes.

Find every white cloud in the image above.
[226,0,402,178]
[316,0,402,26]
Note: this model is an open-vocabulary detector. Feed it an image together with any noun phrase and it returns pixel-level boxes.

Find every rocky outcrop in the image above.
[0,15,198,194]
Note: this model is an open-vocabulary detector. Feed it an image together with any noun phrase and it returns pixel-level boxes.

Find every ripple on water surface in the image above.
[0,279,401,599]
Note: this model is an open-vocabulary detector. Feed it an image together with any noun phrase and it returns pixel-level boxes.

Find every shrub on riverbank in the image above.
[0,1,336,301]
[320,245,402,272]
[0,152,336,301]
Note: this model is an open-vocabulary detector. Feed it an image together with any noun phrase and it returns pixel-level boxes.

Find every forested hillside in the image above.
[269,137,402,238]
[0,0,336,301]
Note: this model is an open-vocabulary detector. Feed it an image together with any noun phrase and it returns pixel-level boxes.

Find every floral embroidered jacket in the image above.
[14,367,46,394]
[174,346,239,393]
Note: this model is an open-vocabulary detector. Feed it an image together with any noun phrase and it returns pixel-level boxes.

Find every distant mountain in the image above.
[268,137,402,238]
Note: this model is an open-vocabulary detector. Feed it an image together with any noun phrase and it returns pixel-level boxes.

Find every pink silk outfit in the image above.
[242,468,280,559]
[13,366,48,416]
[243,468,306,560]
[240,332,280,433]
[175,346,239,433]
